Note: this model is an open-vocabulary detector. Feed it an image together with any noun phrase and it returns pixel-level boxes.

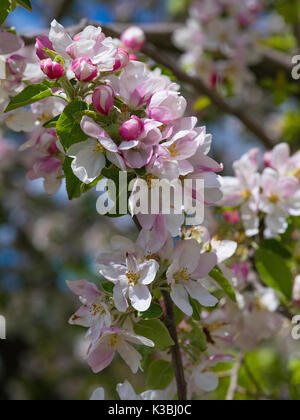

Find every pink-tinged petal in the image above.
[87,341,115,373]
[175,239,201,274]
[81,116,110,140]
[170,283,193,316]
[129,284,152,311]
[280,177,299,199]
[192,252,218,280]
[66,279,101,302]
[0,32,24,54]
[154,215,167,243]
[185,281,218,307]
[270,143,290,171]
[137,214,156,230]
[119,140,140,151]
[113,282,129,313]
[68,306,91,327]
[117,340,142,374]
[99,137,118,153]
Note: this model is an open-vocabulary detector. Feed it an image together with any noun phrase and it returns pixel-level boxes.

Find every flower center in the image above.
[89,303,102,317]
[269,193,279,204]
[240,189,251,199]
[174,267,190,283]
[94,143,105,153]
[109,333,119,348]
[169,144,180,158]
[126,271,140,284]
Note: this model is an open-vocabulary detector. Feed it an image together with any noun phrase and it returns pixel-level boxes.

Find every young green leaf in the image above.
[0,0,11,25]
[16,0,32,12]
[134,319,174,350]
[210,266,237,303]
[255,245,293,302]
[138,302,163,320]
[5,81,56,112]
[147,360,174,390]
[56,101,88,151]
[62,157,82,200]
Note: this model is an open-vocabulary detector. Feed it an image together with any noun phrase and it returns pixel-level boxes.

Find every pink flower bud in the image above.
[119,116,144,140]
[129,54,138,61]
[40,59,65,80]
[92,85,114,115]
[224,210,240,224]
[293,276,300,306]
[121,26,145,53]
[6,54,26,77]
[35,36,54,60]
[71,57,98,82]
[113,48,129,71]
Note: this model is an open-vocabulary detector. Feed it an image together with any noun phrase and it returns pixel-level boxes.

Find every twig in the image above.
[226,353,244,401]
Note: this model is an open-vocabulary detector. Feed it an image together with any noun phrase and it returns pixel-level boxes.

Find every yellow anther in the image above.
[174,267,190,283]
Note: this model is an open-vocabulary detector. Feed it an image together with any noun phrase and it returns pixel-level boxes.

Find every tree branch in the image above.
[226,353,244,401]
[133,217,187,400]
[162,290,187,400]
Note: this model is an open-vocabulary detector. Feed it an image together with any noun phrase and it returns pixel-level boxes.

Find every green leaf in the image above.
[56,101,88,151]
[101,281,114,294]
[147,360,174,390]
[43,115,60,128]
[210,267,237,303]
[134,319,174,350]
[189,297,202,321]
[16,0,32,11]
[194,96,211,112]
[255,245,293,302]
[0,0,11,25]
[5,81,56,112]
[138,302,163,319]
[63,157,82,200]
[189,326,207,354]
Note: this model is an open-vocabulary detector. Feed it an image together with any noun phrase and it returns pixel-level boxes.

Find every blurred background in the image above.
[1,0,300,400]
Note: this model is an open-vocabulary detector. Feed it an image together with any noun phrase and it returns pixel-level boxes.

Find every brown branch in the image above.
[54,0,74,22]
[133,216,187,400]
[162,290,187,401]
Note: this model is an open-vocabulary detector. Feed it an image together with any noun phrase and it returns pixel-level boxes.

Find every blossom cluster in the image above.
[173,0,284,96]
[1,19,298,401]
[219,144,300,238]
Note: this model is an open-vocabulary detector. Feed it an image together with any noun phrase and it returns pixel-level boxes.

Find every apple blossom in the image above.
[119,116,144,141]
[121,26,145,53]
[166,239,218,315]
[113,48,130,71]
[92,85,114,115]
[67,280,111,345]
[71,57,98,82]
[40,58,65,80]
[87,327,154,373]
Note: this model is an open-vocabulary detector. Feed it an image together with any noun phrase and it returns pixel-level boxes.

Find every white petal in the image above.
[170,283,193,316]
[117,340,142,374]
[129,284,151,312]
[117,381,141,401]
[90,388,105,400]
[185,280,218,307]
